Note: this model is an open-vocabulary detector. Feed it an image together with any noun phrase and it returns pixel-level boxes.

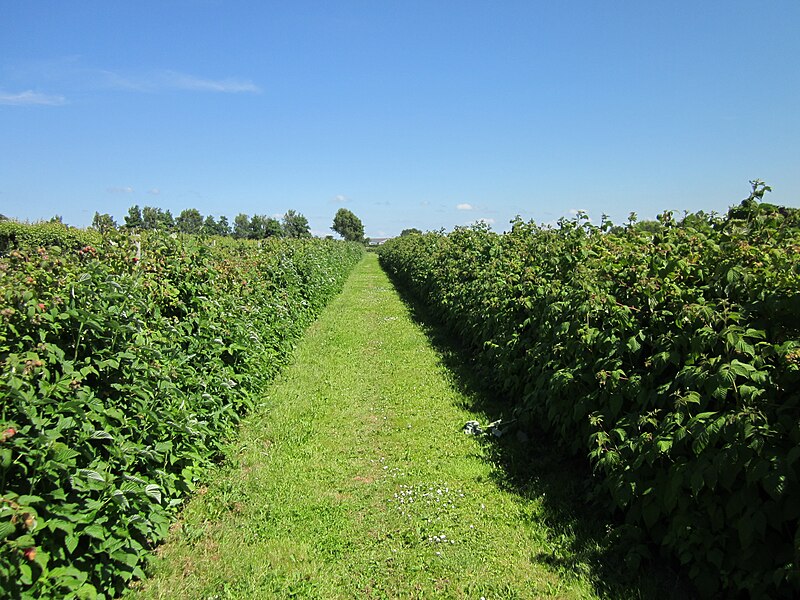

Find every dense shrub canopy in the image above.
[0,228,363,598]
[379,194,800,598]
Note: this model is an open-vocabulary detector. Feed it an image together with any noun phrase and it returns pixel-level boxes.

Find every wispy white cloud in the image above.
[92,69,260,94]
[98,70,260,94]
[157,71,260,93]
[477,217,495,225]
[456,203,473,210]
[0,90,66,106]
[331,194,349,204]
[11,58,260,95]
[147,188,161,195]
[107,186,134,194]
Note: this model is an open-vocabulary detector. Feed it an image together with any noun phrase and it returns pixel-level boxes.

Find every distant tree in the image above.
[331,208,364,242]
[50,215,64,224]
[250,214,266,239]
[159,209,175,231]
[0,214,7,221]
[245,215,283,239]
[202,215,232,236]
[91,212,117,233]
[282,210,311,238]
[264,217,283,237]
[233,213,251,238]
[176,208,204,234]
[400,228,422,236]
[202,215,218,235]
[125,205,144,229]
[141,206,174,230]
[633,220,663,234]
[217,215,231,236]
[142,206,159,230]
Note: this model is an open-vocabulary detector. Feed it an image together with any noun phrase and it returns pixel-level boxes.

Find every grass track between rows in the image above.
[136,253,685,599]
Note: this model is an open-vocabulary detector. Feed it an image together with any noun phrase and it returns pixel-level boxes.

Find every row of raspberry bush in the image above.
[378,187,799,598]
[0,230,363,598]
[0,221,101,254]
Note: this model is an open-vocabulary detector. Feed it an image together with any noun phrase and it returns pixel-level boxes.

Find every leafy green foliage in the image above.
[174,209,203,234]
[331,208,365,243]
[282,210,311,239]
[0,221,101,254]
[90,213,117,234]
[0,228,363,598]
[379,189,800,599]
[400,228,422,237]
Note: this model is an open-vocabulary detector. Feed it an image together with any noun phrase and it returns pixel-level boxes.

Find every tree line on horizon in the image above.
[90,205,313,239]
[87,205,372,243]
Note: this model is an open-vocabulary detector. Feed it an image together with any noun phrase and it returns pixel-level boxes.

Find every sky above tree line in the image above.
[1,1,799,238]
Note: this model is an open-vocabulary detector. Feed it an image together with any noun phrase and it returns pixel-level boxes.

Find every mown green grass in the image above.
[135,253,686,599]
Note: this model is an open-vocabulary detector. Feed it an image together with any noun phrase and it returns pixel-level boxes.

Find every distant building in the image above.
[367,237,391,246]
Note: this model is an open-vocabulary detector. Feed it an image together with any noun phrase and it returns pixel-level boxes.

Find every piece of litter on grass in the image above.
[463,420,483,435]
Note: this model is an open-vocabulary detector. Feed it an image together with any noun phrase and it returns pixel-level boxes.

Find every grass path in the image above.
[136,254,676,599]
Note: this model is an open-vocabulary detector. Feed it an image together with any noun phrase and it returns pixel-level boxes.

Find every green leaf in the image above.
[111,549,140,568]
[33,548,50,570]
[609,394,623,417]
[75,582,99,600]
[689,468,704,495]
[82,524,104,539]
[0,520,16,540]
[17,495,44,505]
[762,472,786,501]
[77,469,106,483]
[51,442,80,463]
[678,391,701,407]
[19,562,33,586]
[111,490,130,510]
[0,448,11,469]
[145,484,162,504]
[738,515,754,547]
[729,359,755,378]
[641,500,660,528]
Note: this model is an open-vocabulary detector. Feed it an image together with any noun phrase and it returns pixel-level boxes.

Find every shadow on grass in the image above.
[384,271,694,600]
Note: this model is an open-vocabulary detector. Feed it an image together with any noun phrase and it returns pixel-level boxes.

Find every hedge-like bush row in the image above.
[0,221,101,254]
[0,229,363,598]
[379,192,799,598]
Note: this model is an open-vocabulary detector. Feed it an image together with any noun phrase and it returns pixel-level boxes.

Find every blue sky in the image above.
[2,1,799,238]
